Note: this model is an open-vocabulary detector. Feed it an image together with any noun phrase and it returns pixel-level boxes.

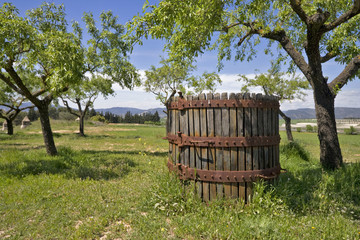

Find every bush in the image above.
[344,126,357,135]
[90,115,106,123]
[296,127,302,132]
[306,125,313,132]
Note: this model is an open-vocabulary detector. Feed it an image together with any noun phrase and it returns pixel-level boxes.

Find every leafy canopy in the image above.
[144,58,221,105]
[130,0,360,79]
[239,61,310,103]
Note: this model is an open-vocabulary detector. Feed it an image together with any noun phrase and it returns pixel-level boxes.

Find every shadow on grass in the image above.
[274,142,360,215]
[0,147,137,181]
[81,149,168,157]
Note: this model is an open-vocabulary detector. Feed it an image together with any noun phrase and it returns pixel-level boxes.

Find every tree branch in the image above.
[289,0,309,24]
[322,0,360,32]
[328,55,360,96]
[252,29,311,80]
[0,72,23,95]
[320,51,337,63]
[61,97,80,117]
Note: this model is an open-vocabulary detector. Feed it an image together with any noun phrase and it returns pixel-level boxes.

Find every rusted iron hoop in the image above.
[164,133,281,148]
[167,98,279,110]
[167,161,282,183]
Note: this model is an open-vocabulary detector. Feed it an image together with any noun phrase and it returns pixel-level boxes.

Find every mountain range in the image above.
[283,107,360,119]
[95,106,360,119]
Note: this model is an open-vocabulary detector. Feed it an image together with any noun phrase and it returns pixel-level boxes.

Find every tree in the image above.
[61,11,139,136]
[0,83,34,135]
[144,58,221,105]
[0,3,83,155]
[130,0,360,169]
[239,61,310,142]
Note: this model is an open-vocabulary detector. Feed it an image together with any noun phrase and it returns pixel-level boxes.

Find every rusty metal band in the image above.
[168,161,282,183]
[164,133,280,147]
[167,98,279,110]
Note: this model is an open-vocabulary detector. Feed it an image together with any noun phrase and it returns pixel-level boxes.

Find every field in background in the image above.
[0,120,359,239]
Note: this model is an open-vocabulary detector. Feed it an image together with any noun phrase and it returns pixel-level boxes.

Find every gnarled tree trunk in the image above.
[313,86,342,169]
[279,110,293,142]
[6,118,13,135]
[79,114,85,137]
[38,103,57,156]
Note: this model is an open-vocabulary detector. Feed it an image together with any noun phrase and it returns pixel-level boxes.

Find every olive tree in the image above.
[130,0,360,169]
[239,61,310,142]
[144,58,221,106]
[0,83,34,135]
[0,3,83,155]
[61,11,139,136]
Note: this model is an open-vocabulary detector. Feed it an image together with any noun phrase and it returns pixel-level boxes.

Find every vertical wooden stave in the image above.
[244,93,252,202]
[214,93,223,198]
[184,96,190,167]
[268,96,273,169]
[193,95,202,198]
[252,93,259,175]
[236,93,246,201]
[207,93,217,201]
[180,97,186,166]
[199,93,209,201]
[174,96,180,165]
[263,95,269,170]
[188,96,195,169]
[257,94,264,171]
[170,96,176,166]
[229,93,238,199]
[221,92,231,198]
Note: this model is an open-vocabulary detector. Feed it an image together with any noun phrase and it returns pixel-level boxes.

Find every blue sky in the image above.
[6,0,360,111]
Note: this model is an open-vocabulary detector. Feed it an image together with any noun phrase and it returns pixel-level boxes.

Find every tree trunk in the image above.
[38,104,58,155]
[79,114,85,137]
[6,119,13,135]
[313,87,342,169]
[279,110,293,142]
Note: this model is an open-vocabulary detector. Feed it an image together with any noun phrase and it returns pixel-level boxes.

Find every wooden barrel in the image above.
[165,92,281,202]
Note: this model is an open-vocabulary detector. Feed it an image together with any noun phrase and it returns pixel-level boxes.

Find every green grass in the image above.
[0,120,360,239]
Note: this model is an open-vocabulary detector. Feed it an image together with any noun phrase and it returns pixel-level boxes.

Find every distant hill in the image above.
[95,107,167,118]
[284,107,360,119]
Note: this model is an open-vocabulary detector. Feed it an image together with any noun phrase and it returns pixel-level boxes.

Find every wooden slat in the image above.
[175,96,180,165]
[252,94,260,184]
[180,98,186,166]
[221,92,231,197]
[244,93,252,202]
[268,95,273,169]
[214,93,223,198]
[236,93,246,201]
[263,95,269,169]
[229,93,238,198]
[193,95,202,198]
[199,93,209,201]
[207,93,216,201]
[257,94,264,170]
[170,97,176,165]
[184,96,190,167]
[188,95,195,169]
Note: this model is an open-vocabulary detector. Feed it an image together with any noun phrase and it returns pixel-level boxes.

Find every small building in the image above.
[21,116,31,129]
[2,121,7,131]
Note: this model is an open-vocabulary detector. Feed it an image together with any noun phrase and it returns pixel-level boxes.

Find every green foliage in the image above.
[239,61,310,102]
[296,127,302,132]
[90,115,106,123]
[144,58,221,105]
[344,126,357,135]
[129,0,360,73]
[306,124,314,132]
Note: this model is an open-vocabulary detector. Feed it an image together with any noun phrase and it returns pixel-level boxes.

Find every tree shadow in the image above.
[273,142,360,218]
[0,148,137,181]
[81,149,168,157]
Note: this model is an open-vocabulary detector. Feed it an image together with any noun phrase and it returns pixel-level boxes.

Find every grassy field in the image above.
[0,120,360,239]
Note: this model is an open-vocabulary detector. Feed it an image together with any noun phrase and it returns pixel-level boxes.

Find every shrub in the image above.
[90,115,106,123]
[344,126,357,135]
[296,127,302,132]
[306,124,313,132]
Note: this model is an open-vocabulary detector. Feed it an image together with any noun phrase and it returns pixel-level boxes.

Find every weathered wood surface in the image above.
[167,93,280,202]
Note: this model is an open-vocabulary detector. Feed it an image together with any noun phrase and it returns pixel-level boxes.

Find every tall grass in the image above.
[0,122,359,239]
